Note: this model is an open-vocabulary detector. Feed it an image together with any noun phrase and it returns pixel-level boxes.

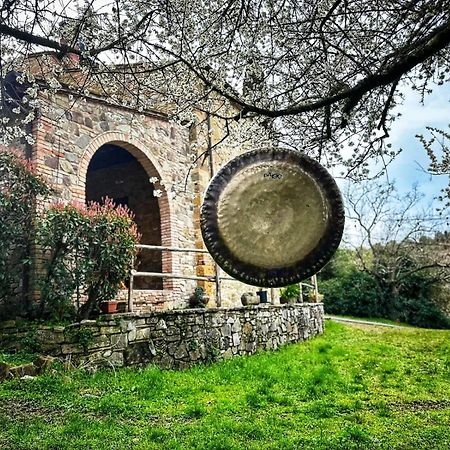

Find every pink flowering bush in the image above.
[38,199,140,320]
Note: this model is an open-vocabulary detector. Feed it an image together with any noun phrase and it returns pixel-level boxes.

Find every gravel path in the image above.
[325,315,405,329]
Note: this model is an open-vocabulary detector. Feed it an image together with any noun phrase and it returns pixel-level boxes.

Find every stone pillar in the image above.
[190,115,216,303]
[192,166,215,300]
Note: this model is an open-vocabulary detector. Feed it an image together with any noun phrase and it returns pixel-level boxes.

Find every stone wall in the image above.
[0,303,324,370]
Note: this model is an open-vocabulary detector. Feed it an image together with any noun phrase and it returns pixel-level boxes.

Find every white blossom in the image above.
[48,77,61,89]
[22,112,35,124]
[25,135,35,145]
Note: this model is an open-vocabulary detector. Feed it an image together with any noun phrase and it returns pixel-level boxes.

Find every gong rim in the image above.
[200,148,345,287]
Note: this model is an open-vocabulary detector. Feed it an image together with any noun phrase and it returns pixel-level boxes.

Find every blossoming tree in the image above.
[1,0,450,195]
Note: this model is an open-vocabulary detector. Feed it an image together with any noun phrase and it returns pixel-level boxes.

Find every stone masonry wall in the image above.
[0,304,324,370]
[31,90,198,308]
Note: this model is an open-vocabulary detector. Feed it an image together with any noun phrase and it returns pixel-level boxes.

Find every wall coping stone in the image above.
[97,303,320,321]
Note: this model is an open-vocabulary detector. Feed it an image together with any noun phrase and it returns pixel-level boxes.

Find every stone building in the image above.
[2,52,265,312]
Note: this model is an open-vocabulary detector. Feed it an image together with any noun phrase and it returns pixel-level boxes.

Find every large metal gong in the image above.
[200,148,345,287]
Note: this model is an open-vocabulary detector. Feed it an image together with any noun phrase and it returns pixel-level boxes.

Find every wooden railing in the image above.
[127,244,320,312]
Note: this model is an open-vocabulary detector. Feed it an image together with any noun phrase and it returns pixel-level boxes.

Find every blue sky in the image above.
[337,83,450,245]
[381,84,449,203]
[331,83,450,208]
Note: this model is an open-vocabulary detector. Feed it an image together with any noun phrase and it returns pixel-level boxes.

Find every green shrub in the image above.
[37,199,140,320]
[396,296,450,329]
[37,203,89,321]
[321,270,387,318]
[321,266,450,329]
[0,150,51,318]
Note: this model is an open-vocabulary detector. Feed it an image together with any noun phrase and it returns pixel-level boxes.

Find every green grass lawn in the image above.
[1,321,450,449]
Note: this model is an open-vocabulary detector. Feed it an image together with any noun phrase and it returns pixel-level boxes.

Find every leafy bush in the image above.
[320,250,450,328]
[396,296,450,329]
[37,203,89,321]
[321,270,387,318]
[0,150,51,318]
[320,269,450,328]
[38,199,140,320]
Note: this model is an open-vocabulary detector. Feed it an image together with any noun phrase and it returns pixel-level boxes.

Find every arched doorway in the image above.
[85,143,162,289]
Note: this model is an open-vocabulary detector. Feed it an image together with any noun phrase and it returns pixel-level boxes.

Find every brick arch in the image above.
[77,131,174,290]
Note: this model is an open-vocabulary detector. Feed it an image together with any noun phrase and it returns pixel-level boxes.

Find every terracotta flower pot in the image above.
[100,301,118,314]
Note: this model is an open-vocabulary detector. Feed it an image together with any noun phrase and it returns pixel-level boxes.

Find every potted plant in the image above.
[189,287,209,308]
[280,284,300,304]
[99,300,119,314]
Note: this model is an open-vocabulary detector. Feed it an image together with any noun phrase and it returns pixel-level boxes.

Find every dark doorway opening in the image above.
[86,144,162,289]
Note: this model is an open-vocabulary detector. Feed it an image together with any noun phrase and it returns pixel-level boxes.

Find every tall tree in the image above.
[344,179,450,299]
